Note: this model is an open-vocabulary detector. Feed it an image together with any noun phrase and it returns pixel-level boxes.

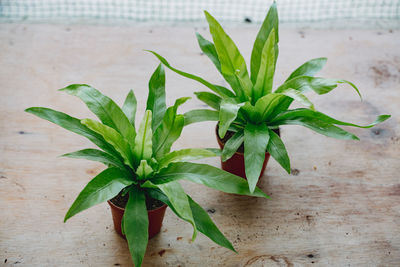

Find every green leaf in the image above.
[61,148,125,170]
[81,119,134,168]
[196,33,222,72]
[136,160,154,180]
[251,93,287,123]
[194,91,222,110]
[286,57,327,82]
[25,107,122,161]
[221,131,244,162]
[143,180,197,240]
[244,123,270,193]
[147,64,167,132]
[183,109,219,126]
[253,29,276,100]
[159,148,218,169]
[271,108,391,129]
[133,110,153,163]
[204,11,252,101]
[218,99,244,138]
[153,97,189,159]
[267,129,290,173]
[59,84,136,146]
[251,1,279,83]
[147,50,235,98]
[152,162,269,198]
[279,88,315,110]
[122,90,137,128]
[64,167,133,222]
[123,187,148,267]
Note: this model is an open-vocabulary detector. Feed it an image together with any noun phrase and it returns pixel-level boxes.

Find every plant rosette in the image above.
[25,64,268,267]
[149,2,390,193]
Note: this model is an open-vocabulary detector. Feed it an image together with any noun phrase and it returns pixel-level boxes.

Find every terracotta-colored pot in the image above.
[107,200,167,239]
[216,125,279,179]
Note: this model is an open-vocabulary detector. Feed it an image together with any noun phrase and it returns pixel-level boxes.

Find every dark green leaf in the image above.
[122,90,137,128]
[244,123,270,193]
[147,64,167,131]
[267,129,290,173]
[64,167,133,222]
[152,162,269,198]
[183,109,219,126]
[221,130,244,162]
[61,148,125,170]
[218,99,244,138]
[194,91,222,110]
[286,57,327,82]
[123,187,148,267]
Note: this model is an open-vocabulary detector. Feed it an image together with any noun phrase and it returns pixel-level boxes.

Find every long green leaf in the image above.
[196,33,222,72]
[279,89,315,110]
[122,90,137,128]
[244,123,270,193]
[81,119,134,168]
[152,162,269,198]
[253,29,276,100]
[251,93,286,123]
[204,11,252,100]
[59,84,136,145]
[194,91,222,110]
[183,109,219,126]
[147,64,167,132]
[25,107,122,161]
[218,99,244,138]
[147,50,235,98]
[153,97,189,159]
[143,180,197,240]
[61,148,125,170]
[285,57,327,82]
[123,187,148,267]
[267,129,290,173]
[159,148,218,169]
[221,131,244,162]
[64,167,133,222]
[251,1,279,83]
[133,110,153,163]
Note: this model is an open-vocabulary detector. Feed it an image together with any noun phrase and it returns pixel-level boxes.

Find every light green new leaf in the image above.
[244,123,270,193]
[133,110,153,163]
[143,180,197,240]
[194,91,222,110]
[122,90,137,127]
[81,119,134,168]
[61,148,125,170]
[221,130,244,162]
[286,57,327,82]
[183,109,219,126]
[218,99,244,138]
[147,50,235,98]
[64,167,133,222]
[204,11,252,100]
[253,29,276,100]
[251,1,279,83]
[25,107,122,161]
[159,148,218,169]
[152,162,269,198]
[123,187,148,267]
[196,33,221,72]
[136,160,154,180]
[147,64,167,131]
[146,189,235,252]
[153,97,189,159]
[267,129,290,173]
[59,84,136,145]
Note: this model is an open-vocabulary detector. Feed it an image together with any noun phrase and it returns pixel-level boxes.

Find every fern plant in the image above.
[148,2,390,193]
[25,65,268,267]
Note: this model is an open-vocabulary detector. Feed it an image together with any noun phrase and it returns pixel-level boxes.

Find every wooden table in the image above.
[0,23,399,266]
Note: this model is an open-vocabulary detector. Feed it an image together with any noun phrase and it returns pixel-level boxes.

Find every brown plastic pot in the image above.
[216,125,279,179]
[107,200,167,239]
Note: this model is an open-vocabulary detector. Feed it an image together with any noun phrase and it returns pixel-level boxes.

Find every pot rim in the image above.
[107,199,167,213]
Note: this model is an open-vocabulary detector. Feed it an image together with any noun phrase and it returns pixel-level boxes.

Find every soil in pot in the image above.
[108,191,167,239]
[216,125,280,179]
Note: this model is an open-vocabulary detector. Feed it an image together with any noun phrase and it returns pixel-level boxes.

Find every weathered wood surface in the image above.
[0,23,399,267]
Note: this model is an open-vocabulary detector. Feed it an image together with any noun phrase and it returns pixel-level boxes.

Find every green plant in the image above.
[148,2,390,193]
[25,65,268,267]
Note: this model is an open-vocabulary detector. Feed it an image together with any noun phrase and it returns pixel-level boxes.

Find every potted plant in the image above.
[25,65,268,266]
[147,2,390,193]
